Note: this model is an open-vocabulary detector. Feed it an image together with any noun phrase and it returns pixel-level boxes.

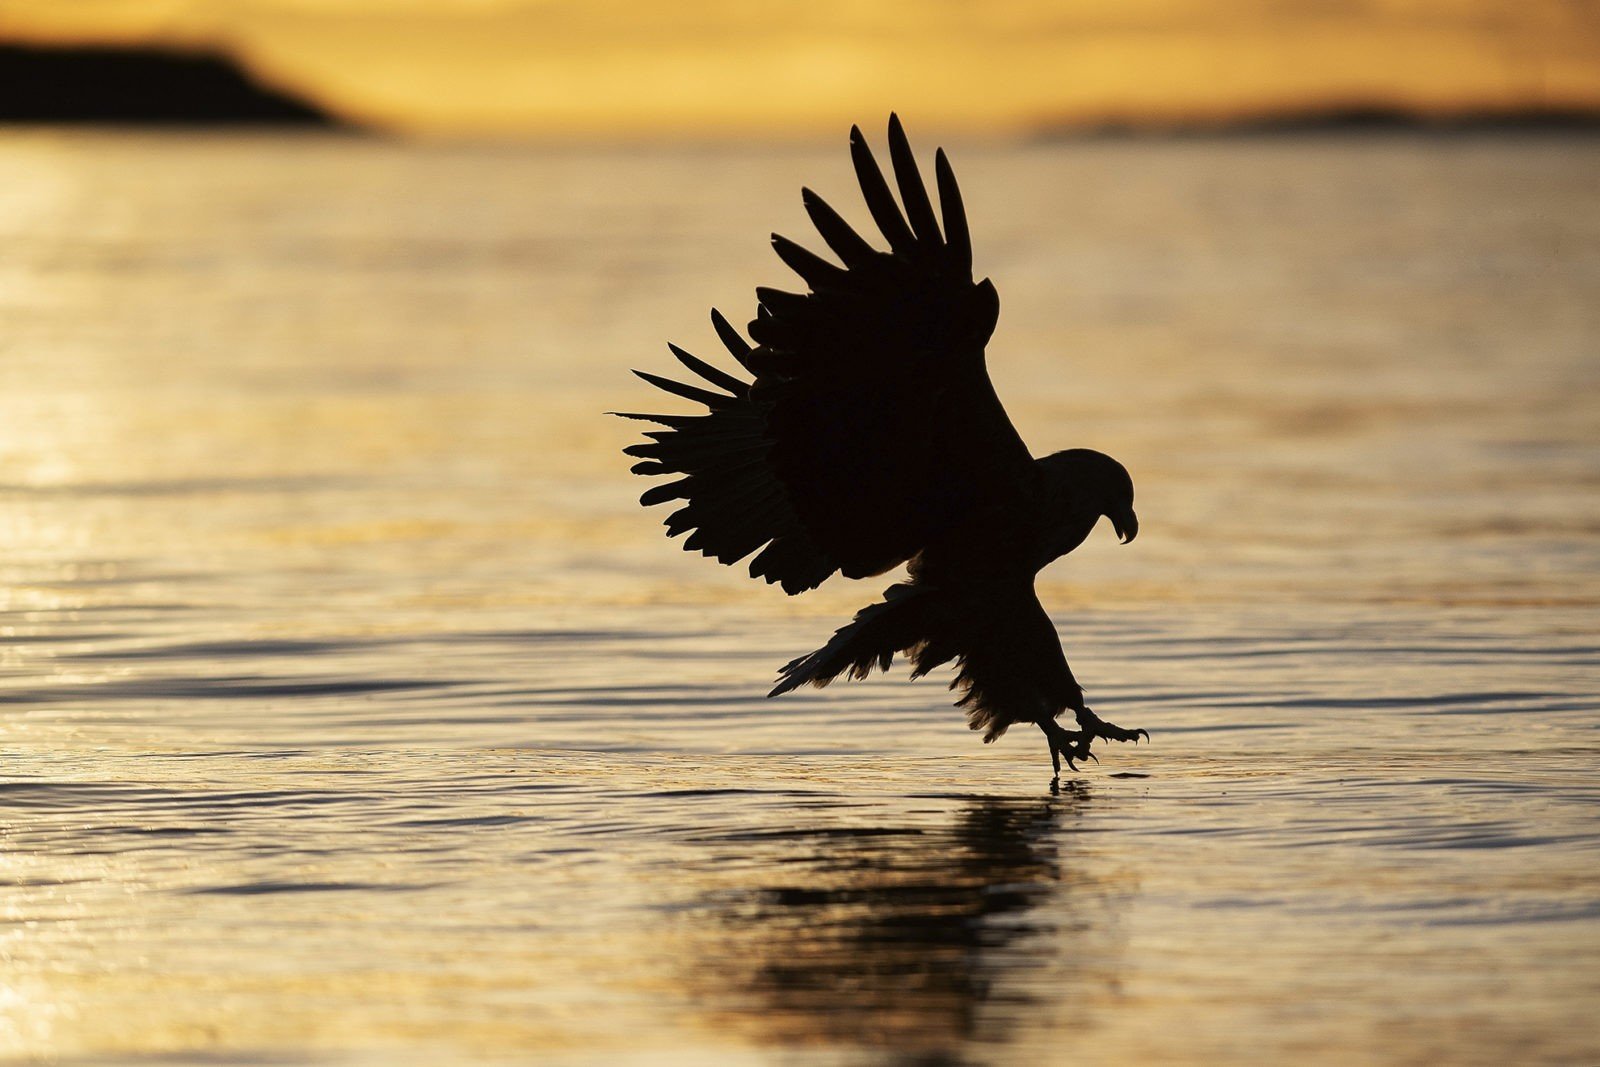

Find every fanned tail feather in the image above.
[769,583,938,697]
[769,580,1083,743]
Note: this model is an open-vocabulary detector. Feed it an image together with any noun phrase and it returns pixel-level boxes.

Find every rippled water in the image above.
[1,129,1597,1064]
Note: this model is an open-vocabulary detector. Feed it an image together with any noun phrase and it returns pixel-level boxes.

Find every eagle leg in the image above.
[1076,706,1151,746]
[1039,719,1095,789]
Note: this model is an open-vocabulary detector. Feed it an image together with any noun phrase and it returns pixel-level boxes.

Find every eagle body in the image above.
[617,116,1147,777]
[912,450,1137,587]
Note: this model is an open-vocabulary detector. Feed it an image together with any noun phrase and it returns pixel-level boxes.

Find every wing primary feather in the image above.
[639,480,691,507]
[648,451,773,485]
[934,148,972,275]
[770,234,845,290]
[801,188,876,266]
[643,437,770,468]
[666,343,748,397]
[633,369,736,409]
[645,418,764,449]
[886,114,942,246]
[607,410,691,427]
[751,536,832,595]
[664,506,697,536]
[747,315,800,350]
[849,124,916,254]
[755,286,809,318]
[682,485,780,561]
[709,309,757,371]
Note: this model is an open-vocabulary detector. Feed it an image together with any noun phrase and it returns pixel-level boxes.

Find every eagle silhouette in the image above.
[616,115,1147,782]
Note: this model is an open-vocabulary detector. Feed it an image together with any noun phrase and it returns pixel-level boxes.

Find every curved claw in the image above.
[1082,710,1151,745]
[1085,750,1099,764]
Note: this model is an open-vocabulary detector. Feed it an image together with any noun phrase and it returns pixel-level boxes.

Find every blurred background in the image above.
[3,0,1599,133]
[1,4,1598,1066]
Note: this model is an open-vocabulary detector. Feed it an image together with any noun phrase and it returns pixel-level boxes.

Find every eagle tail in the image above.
[769,581,951,697]
[768,579,1084,745]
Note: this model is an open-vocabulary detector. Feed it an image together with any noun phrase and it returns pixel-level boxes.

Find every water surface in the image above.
[1,129,1597,1064]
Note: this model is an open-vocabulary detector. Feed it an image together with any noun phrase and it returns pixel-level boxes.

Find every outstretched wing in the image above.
[619,114,1035,594]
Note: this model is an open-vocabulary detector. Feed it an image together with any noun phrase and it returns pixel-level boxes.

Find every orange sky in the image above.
[2,0,1598,133]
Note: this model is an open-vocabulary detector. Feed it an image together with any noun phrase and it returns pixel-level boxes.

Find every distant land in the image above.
[1,40,1597,136]
[2,0,1598,135]
[1036,105,1600,140]
[0,44,336,124]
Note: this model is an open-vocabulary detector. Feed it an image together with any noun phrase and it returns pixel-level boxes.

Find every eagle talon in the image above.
[1078,707,1149,746]
[1042,720,1095,776]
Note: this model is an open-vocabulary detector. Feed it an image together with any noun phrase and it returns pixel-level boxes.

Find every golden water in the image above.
[1,130,1597,1064]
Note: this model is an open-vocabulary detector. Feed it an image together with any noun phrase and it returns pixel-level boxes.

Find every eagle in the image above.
[615,115,1147,783]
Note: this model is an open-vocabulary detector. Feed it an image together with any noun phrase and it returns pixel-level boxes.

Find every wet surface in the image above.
[0,129,1597,1064]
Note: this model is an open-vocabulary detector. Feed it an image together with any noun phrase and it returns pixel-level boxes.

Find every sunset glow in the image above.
[4,0,1599,133]
[2,3,1597,1063]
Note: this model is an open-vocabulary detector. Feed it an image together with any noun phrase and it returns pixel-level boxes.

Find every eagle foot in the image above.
[1077,706,1149,746]
[1040,720,1096,788]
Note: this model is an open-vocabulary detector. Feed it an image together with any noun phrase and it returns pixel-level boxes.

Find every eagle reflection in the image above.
[683,785,1126,1056]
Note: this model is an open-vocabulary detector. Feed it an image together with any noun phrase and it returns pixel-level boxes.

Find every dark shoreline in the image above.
[1030,106,1600,141]
[0,43,336,124]
[3,41,1594,137]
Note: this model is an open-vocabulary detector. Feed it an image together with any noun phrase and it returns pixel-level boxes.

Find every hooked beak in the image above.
[1111,508,1139,545]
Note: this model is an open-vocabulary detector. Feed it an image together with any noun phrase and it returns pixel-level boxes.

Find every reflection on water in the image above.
[0,129,1597,1064]
[685,789,1118,1055]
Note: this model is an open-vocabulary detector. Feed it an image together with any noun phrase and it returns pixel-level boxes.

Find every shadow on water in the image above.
[678,785,1127,1061]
